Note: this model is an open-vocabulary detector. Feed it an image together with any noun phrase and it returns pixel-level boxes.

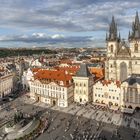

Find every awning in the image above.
[121,108,134,114]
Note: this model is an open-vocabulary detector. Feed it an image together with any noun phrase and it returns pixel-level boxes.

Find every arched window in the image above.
[129,61,132,68]
[110,45,113,53]
[114,61,116,67]
[134,43,138,52]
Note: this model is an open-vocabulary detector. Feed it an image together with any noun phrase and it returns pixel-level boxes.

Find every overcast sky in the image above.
[0,0,139,48]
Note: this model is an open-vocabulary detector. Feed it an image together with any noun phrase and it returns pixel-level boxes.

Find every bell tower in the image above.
[129,11,140,58]
[105,16,120,80]
[106,16,120,58]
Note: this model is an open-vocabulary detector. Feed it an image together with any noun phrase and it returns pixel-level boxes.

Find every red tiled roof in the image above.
[32,68,41,73]
[0,69,4,72]
[55,66,80,75]
[89,67,104,78]
[60,59,72,64]
[101,80,121,87]
[34,69,72,81]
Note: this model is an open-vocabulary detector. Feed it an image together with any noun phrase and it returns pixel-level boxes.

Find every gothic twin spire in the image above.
[129,11,140,40]
[106,16,120,41]
[106,11,140,41]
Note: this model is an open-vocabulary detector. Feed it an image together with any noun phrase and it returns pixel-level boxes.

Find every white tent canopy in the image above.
[121,108,134,114]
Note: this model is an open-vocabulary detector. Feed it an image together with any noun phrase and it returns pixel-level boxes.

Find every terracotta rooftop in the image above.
[55,66,80,76]
[101,80,121,87]
[60,59,72,65]
[34,69,72,85]
[31,68,41,73]
[89,67,104,78]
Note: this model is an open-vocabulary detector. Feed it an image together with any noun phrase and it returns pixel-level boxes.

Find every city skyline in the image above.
[0,0,140,48]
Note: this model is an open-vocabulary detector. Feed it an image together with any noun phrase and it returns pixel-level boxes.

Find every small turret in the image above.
[118,32,121,41]
[128,30,131,40]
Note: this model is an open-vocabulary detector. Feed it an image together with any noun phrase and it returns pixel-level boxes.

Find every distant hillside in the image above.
[0,48,57,57]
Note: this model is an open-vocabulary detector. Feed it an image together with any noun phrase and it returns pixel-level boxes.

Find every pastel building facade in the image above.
[73,63,94,104]
[29,69,74,107]
[93,80,121,107]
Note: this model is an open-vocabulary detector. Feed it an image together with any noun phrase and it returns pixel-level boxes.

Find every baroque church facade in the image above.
[105,12,140,81]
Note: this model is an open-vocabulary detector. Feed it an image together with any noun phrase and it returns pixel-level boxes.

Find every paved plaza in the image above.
[0,94,140,140]
[31,99,140,131]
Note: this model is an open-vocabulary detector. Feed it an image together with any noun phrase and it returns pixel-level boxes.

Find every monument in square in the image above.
[1,111,40,140]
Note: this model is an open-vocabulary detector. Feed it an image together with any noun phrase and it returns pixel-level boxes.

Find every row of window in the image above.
[31,84,66,91]
[96,87,117,92]
[123,88,138,93]
[95,94,119,100]
[75,90,86,94]
[75,83,86,87]
[110,61,138,68]
[110,44,139,53]
[31,87,66,99]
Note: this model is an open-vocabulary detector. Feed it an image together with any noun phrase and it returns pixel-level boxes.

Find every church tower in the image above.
[105,16,120,80]
[129,12,140,58]
[106,16,120,58]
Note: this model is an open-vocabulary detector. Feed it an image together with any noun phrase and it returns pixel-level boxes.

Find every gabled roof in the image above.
[117,41,131,57]
[34,69,72,81]
[55,66,80,76]
[76,63,92,77]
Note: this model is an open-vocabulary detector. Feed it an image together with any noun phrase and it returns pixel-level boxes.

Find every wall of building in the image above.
[93,81,121,107]
[0,74,13,98]
[73,76,93,104]
[29,80,74,107]
[121,82,140,109]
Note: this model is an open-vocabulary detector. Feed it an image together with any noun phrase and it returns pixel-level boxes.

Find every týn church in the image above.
[105,12,140,82]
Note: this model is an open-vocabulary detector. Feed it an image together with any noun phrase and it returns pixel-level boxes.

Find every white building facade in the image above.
[0,72,13,98]
[22,68,35,90]
[93,81,121,107]
[29,80,73,107]
[28,69,74,107]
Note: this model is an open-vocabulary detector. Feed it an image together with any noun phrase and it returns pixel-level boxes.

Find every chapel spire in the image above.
[107,16,119,41]
[129,11,140,40]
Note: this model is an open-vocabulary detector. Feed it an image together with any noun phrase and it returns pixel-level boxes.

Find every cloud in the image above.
[0,0,140,48]
[0,0,139,32]
[0,33,105,48]
[0,33,91,43]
